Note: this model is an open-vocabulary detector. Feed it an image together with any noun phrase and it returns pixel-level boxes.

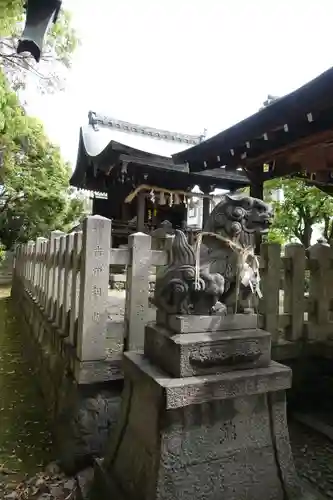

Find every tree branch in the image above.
[0,51,54,81]
[313,198,327,219]
[0,196,15,214]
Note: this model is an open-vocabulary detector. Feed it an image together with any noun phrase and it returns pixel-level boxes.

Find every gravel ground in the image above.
[0,288,54,499]
[290,419,333,498]
[4,420,333,500]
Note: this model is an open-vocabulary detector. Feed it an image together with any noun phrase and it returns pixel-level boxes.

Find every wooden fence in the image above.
[12,215,333,374]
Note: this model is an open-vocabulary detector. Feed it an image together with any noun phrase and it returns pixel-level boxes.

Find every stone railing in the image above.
[13,223,333,377]
[12,216,168,368]
[258,240,333,358]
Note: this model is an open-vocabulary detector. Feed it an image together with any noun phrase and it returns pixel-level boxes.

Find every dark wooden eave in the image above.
[172,65,333,181]
[70,126,249,193]
[70,127,186,188]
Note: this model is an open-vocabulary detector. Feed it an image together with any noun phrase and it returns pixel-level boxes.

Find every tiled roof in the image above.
[85,111,204,159]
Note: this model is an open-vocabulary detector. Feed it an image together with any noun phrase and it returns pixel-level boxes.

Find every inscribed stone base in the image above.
[91,352,309,500]
[145,322,271,377]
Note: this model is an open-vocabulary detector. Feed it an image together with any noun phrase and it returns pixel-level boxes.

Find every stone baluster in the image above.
[124,232,151,352]
[61,233,74,336]
[77,215,111,361]
[69,231,82,347]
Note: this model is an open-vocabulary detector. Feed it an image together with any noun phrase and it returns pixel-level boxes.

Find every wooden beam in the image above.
[188,107,333,174]
[245,129,333,168]
[137,191,146,232]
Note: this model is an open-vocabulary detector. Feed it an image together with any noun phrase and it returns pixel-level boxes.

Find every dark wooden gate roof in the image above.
[172,66,333,190]
[70,112,249,193]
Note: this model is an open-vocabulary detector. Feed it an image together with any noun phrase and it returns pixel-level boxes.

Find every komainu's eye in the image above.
[241,198,253,210]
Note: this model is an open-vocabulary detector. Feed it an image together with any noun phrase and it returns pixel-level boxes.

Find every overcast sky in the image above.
[26,0,333,168]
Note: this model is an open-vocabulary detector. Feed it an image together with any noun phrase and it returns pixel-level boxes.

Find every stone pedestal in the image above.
[91,314,315,500]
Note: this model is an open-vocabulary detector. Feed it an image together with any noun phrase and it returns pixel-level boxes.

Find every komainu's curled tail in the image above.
[170,229,196,266]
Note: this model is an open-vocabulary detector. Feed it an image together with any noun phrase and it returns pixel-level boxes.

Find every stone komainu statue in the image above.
[153,193,273,315]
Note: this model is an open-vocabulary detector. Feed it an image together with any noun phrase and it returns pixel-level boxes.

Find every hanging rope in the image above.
[194,232,261,315]
[124,184,214,204]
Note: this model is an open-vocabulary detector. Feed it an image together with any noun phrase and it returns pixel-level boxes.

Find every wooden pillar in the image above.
[250,179,264,254]
[151,207,157,228]
[250,180,264,200]
[122,201,131,221]
[137,191,146,232]
[182,200,188,229]
[202,195,210,229]
[92,197,97,215]
[201,185,212,229]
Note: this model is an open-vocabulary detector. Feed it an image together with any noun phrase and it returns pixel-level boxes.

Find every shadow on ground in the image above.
[0,287,53,493]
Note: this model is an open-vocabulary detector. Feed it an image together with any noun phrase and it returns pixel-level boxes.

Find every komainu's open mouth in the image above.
[246,216,272,234]
[261,218,272,228]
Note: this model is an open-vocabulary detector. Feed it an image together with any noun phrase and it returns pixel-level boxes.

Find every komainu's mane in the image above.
[203,195,254,248]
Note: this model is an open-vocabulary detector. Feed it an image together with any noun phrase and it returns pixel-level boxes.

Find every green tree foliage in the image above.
[0,71,84,249]
[0,0,78,92]
[265,177,333,248]
[0,2,83,248]
[0,1,22,33]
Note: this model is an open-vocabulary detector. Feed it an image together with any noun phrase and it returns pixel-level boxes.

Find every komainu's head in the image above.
[204,193,273,242]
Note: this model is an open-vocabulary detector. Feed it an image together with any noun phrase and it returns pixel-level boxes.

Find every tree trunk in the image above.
[327,218,333,243]
[301,223,312,248]
[323,215,330,241]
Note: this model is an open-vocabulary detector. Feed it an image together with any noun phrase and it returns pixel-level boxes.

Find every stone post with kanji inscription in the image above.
[124,232,151,352]
[77,215,111,361]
